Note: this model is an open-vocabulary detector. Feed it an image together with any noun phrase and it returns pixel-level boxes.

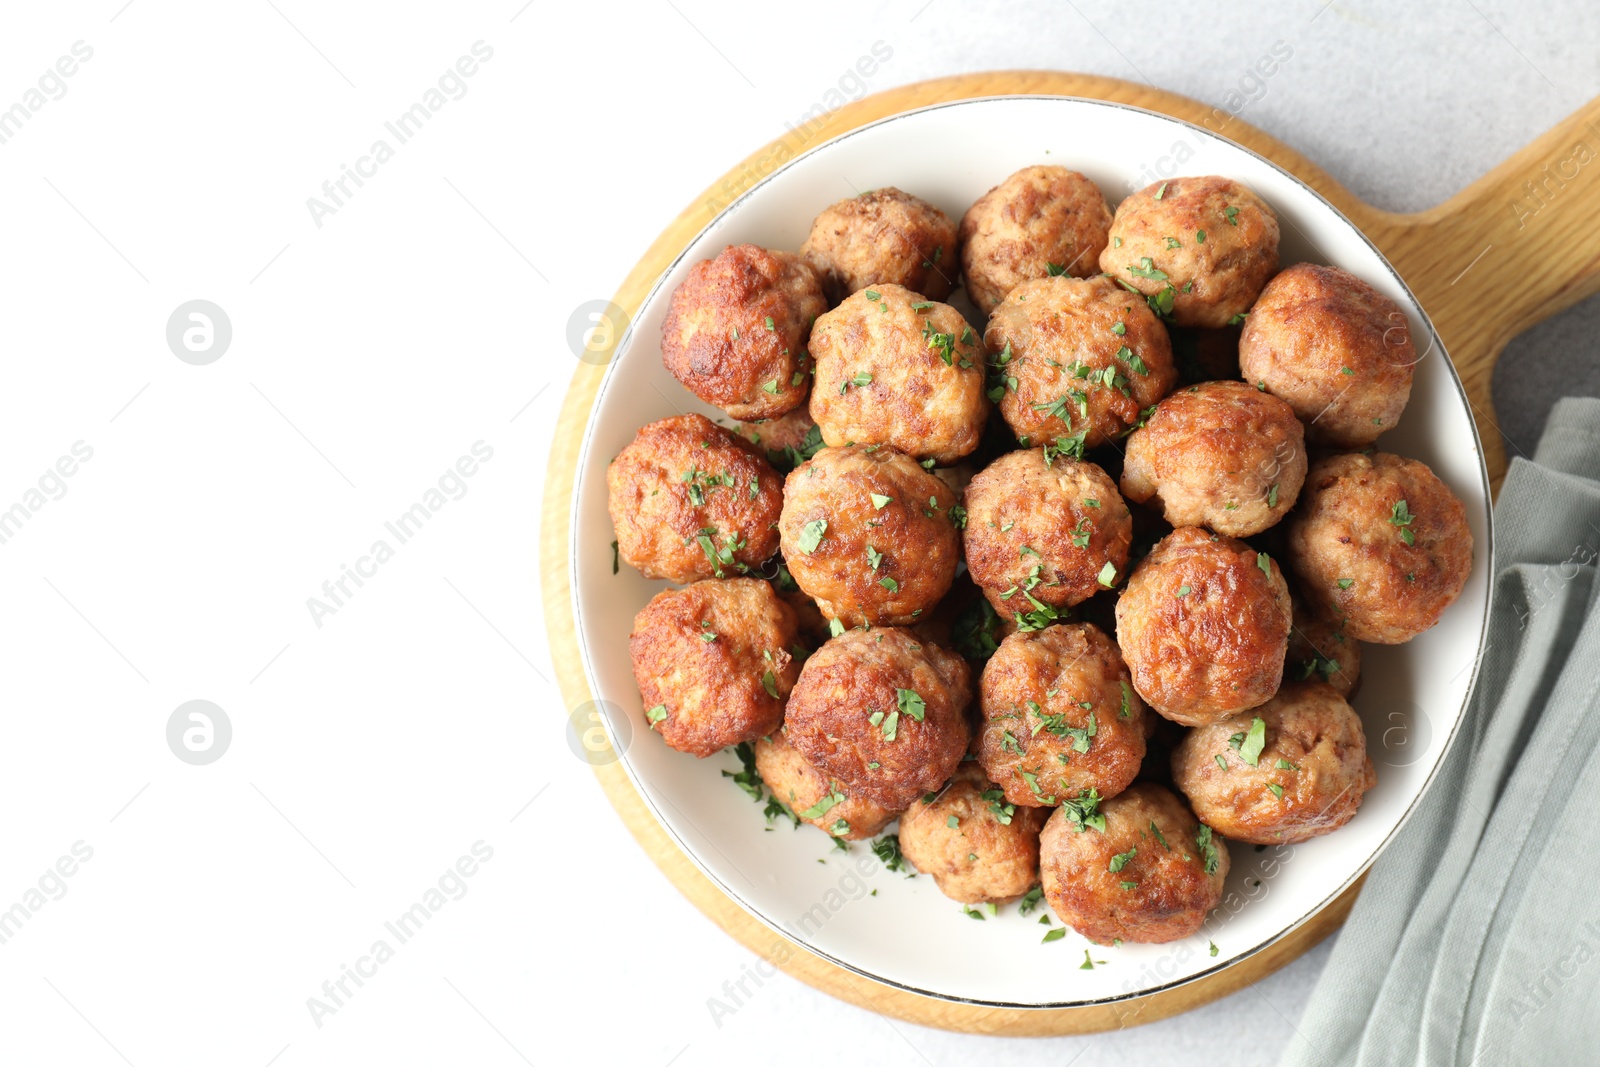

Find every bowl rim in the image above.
[567,93,1496,1009]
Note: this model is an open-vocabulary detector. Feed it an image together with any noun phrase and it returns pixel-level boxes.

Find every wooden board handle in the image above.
[1355,95,1600,481]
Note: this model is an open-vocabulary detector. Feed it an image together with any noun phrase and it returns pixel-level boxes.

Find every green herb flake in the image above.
[1097,561,1118,588]
[870,492,893,510]
[1108,846,1137,873]
[1195,823,1221,874]
[897,688,926,721]
[1256,552,1272,578]
[797,518,828,554]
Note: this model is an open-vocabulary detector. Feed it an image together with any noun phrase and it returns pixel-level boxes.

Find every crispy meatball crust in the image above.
[629,579,800,758]
[1040,783,1229,945]
[660,244,826,421]
[754,729,897,841]
[1286,452,1473,644]
[1285,595,1362,697]
[959,166,1114,317]
[1239,263,1416,447]
[978,624,1147,807]
[778,444,961,626]
[608,414,784,584]
[1120,380,1307,537]
[898,763,1047,904]
[986,275,1177,448]
[1116,527,1293,726]
[785,628,972,810]
[1171,681,1376,845]
[1100,176,1280,328]
[963,449,1132,619]
[801,187,960,303]
[808,285,988,465]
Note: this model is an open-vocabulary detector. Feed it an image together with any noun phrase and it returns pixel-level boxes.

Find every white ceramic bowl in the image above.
[569,97,1492,1007]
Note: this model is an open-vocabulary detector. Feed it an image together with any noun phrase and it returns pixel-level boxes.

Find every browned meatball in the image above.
[754,729,897,841]
[1039,783,1229,944]
[1285,595,1362,697]
[963,449,1132,623]
[807,285,987,465]
[1100,176,1280,328]
[978,624,1147,807]
[898,763,1046,904]
[785,628,971,811]
[1120,380,1307,537]
[1171,681,1376,845]
[629,579,800,757]
[778,444,961,626]
[659,244,826,420]
[986,275,1177,449]
[1239,263,1416,447]
[959,166,1114,316]
[736,406,822,471]
[801,187,960,303]
[1287,452,1473,644]
[1116,527,1293,726]
[608,414,784,583]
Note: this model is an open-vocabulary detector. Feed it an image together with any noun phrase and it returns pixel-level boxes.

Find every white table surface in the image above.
[1,2,1595,1065]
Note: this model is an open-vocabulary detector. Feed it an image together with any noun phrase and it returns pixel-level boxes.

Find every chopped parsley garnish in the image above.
[1195,823,1221,874]
[797,789,845,820]
[761,670,780,699]
[871,834,911,873]
[1276,758,1299,771]
[1267,784,1285,799]
[1196,229,1207,243]
[1042,927,1067,944]
[1177,584,1192,598]
[1070,518,1093,549]
[1209,940,1219,957]
[646,705,668,729]
[1108,847,1137,873]
[1257,552,1272,578]
[866,544,884,571]
[761,379,780,394]
[947,815,960,829]
[1080,949,1099,970]
[1059,788,1105,832]
[1337,578,1355,590]
[870,492,893,509]
[1229,716,1267,766]
[797,519,828,554]
[1043,431,1088,467]
[1149,821,1171,850]
[1127,257,1168,281]
[878,576,900,592]
[922,319,957,365]
[863,289,880,301]
[839,371,872,394]
[1215,754,1229,770]
[1018,885,1044,914]
[1390,499,1416,545]
[1046,261,1067,277]
[1154,182,1168,199]
[896,688,926,721]
[722,742,764,801]
[1224,205,1240,226]
[1097,561,1118,587]
[980,787,1016,825]
[1119,681,1133,719]
[693,527,749,577]
[764,795,800,827]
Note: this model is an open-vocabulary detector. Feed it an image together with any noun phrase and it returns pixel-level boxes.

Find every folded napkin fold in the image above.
[1284,397,1600,1067]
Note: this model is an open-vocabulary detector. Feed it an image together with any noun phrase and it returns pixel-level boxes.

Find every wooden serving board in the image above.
[540,72,1600,1035]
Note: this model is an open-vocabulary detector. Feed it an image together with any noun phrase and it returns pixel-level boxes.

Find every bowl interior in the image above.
[569,96,1492,1007]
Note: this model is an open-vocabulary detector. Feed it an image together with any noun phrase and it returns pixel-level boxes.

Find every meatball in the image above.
[801,187,960,303]
[959,166,1114,316]
[1239,263,1416,447]
[784,628,972,811]
[608,414,784,583]
[754,729,897,841]
[977,624,1147,807]
[1100,176,1280,328]
[659,244,827,421]
[1286,452,1473,644]
[1116,527,1293,726]
[807,285,987,465]
[898,763,1047,904]
[736,406,822,471]
[778,444,961,626]
[1039,783,1229,944]
[629,579,800,757]
[1171,681,1376,845]
[963,449,1132,621]
[986,275,1177,449]
[1120,380,1307,537]
[1285,595,1362,698]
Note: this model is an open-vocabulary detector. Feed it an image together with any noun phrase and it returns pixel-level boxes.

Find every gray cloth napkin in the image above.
[1282,397,1600,1067]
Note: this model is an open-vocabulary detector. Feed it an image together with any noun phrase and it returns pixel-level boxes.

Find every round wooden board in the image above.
[541,72,1600,1035]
